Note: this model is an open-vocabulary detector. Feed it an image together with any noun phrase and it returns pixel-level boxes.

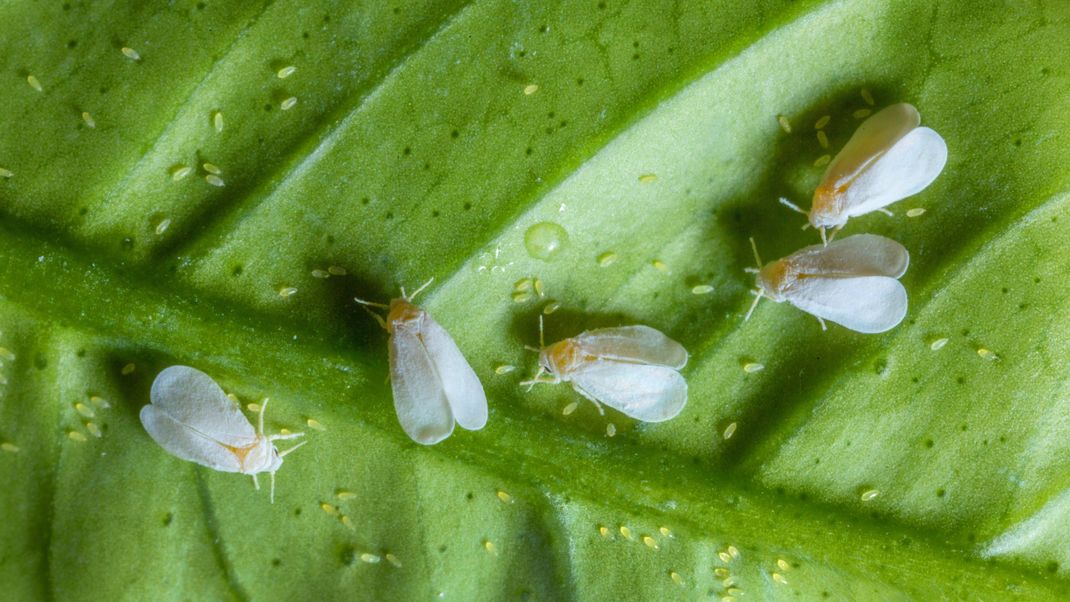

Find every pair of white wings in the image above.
[822,103,948,217]
[564,326,688,423]
[140,365,260,473]
[389,311,488,445]
[781,234,909,334]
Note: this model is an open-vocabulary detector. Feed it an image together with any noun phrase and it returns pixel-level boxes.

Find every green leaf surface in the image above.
[2,0,1069,599]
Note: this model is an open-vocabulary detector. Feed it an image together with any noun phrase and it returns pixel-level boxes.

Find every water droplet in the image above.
[524,222,568,261]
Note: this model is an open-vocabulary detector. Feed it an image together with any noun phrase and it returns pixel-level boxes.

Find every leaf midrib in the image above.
[0,207,1062,597]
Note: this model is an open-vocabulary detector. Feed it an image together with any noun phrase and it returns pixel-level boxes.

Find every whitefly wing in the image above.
[821,103,920,190]
[574,326,688,369]
[417,313,488,431]
[140,405,244,472]
[390,319,455,445]
[570,360,687,422]
[146,365,257,446]
[788,275,907,334]
[789,234,909,279]
[840,126,947,217]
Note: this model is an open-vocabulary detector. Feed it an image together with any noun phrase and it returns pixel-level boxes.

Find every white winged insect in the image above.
[744,234,910,333]
[355,278,488,445]
[781,103,948,244]
[139,365,306,503]
[521,316,688,422]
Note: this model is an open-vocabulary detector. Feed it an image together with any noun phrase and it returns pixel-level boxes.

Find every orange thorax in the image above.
[386,299,423,334]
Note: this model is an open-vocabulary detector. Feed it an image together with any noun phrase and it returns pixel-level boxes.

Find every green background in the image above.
[1,0,1069,599]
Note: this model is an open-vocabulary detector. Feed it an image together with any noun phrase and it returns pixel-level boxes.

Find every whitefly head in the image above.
[239,437,284,474]
[755,259,791,303]
[807,196,850,230]
[538,339,577,379]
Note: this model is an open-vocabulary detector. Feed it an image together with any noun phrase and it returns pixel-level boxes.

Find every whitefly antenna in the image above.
[747,237,763,272]
[270,440,307,504]
[743,238,764,321]
[278,440,307,456]
[780,197,813,231]
[353,296,389,309]
[257,397,268,438]
[404,277,435,302]
[523,315,546,353]
[520,316,551,390]
[353,296,389,330]
[744,289,763,322]
[779,197,807,216]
